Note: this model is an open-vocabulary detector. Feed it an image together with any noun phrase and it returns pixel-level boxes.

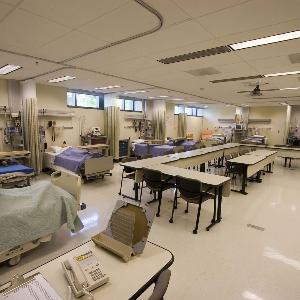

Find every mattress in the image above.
[0,164,34,175]
[150,145,175,157]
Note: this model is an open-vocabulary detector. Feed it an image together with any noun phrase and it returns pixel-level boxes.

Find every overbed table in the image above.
[77,144,109,156]
[3,240,173,300]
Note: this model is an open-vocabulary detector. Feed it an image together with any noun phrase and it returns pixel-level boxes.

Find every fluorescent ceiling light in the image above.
[48,75,76,83]
[0,64,22,75]
[148,96,156,99]
[264,70,300,77]
[230,30,300,50]
[280,86,300,91]
[203,105,208,108]
[95,85,120,90]
[123,90,146,94]
[170,98,184,101]
[158,95,168,98]
[280,102,288,105]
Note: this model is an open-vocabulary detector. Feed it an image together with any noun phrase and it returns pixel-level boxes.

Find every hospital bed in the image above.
[43,146,114,181]
[0,163,34,188]
[0,171,82,266]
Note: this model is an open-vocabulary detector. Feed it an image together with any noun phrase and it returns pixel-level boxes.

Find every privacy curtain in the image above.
[177,113,187,137]
[152,111,165,142]
[104,106,120,159]
[22,98,41,174]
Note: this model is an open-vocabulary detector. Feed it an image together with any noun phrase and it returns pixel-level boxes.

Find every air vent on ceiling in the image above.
[186,67,220,77]
[211,74,263,83]
[288,53,300,64]
[158,46,231,64]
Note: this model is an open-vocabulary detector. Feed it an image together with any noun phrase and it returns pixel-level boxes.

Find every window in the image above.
[185,107,192,116]
[67,90,104,109]
[174,105,203,117]
[174,105,185,114]
[197,108,203,117]
[124,99,134,111]
[115,99,143,112]
[67,92,75,106]
[134,100,143,112]
[76,93,99,108]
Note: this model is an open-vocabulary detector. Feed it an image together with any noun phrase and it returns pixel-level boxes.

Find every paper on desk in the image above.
[0,274,62,300]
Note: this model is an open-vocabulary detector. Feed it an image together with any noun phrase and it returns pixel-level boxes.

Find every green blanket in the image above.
[0,181,83,252]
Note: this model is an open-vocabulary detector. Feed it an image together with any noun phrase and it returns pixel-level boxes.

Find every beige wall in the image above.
[203,105,236,130]
[248,106,286,145]
[37,84,105,147]
[290,105,300,137]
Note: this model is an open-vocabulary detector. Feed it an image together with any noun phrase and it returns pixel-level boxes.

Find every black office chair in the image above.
[119,157,137,195]
[169,176,216,234]
[140,169,175,217]
[148,269,171,300]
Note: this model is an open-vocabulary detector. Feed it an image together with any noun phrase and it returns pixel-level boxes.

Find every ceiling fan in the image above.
[237,81,278,96]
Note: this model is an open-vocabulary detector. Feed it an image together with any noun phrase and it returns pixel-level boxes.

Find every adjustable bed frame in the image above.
[0,171,82,266]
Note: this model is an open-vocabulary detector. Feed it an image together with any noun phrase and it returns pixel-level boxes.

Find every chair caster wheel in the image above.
[184,209,188,213]
[192,229,198,234]
[8,255,21,266]
[169,219,173,223]
[156,213,160,217]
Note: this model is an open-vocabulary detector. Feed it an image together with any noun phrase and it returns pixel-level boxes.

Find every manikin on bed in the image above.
[0,171,83,266]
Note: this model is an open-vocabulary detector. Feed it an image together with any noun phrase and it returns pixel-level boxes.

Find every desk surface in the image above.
[246,150,277,157]
[121,143,240,169]
[22,241,173,300]
[229,150,277,165]
[148,164,230,187]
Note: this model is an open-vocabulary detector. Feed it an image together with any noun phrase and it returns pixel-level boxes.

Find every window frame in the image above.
[117,99,143,112]
[174,105,203,117]
[67,90,104,110]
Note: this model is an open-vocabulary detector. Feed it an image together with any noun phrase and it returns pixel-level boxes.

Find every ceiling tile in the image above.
[0,2,14,19]
[0,9,71,50]
[196,0,300,38]
[33,30,107,62]
[144,0,190,28]
[172,0,247,18]
[0,0,20,6]
[19,0,129,29]
[78,1,158,43]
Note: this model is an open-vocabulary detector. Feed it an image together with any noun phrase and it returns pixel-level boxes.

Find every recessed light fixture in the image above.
[264,70,300,77]
[280,102,288,106]
[95,85,120,90]
[123,90,146,94]
[48,75,76,83]
[229,30,300,50]
[170,98,184,101]
[158,95,168,98]
[203,105,208,108]
[280,86,300,91]
[148,96,156,99]
[0,64,22,75]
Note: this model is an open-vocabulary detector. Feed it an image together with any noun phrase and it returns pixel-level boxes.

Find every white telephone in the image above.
[62,250,109,298]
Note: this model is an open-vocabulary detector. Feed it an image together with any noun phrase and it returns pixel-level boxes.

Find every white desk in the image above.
[147,164,231,231]
[229,150,277,194]
[8,241,173,300]
[241,144,300,167]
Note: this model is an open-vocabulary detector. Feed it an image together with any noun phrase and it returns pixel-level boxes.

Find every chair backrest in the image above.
[148,269,171,300]
[176,176,201,200]
[225,161,244,174]
[121,157,137,173]
[143,168,162,190]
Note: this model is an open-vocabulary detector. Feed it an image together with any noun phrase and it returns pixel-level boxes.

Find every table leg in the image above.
[241,165,248,195]
[284,157,287,167]
[206,186,223,231]
[289,158,292,168]
[200,163,205,172]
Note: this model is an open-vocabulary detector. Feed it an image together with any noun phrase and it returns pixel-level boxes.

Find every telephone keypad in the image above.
[89,268,104,281]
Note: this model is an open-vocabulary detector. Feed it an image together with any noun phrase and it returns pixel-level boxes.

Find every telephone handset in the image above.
[62,250,109,298]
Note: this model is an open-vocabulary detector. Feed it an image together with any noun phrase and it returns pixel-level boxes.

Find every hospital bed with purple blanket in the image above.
[45,146,113,181]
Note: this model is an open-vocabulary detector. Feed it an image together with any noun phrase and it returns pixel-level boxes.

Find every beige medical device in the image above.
[92,200,155,262]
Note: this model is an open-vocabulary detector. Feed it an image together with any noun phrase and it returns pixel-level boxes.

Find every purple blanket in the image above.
[182,141,197,151]
[150,145,175,157]
[134,143,148,157]
[54,147,102,173]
